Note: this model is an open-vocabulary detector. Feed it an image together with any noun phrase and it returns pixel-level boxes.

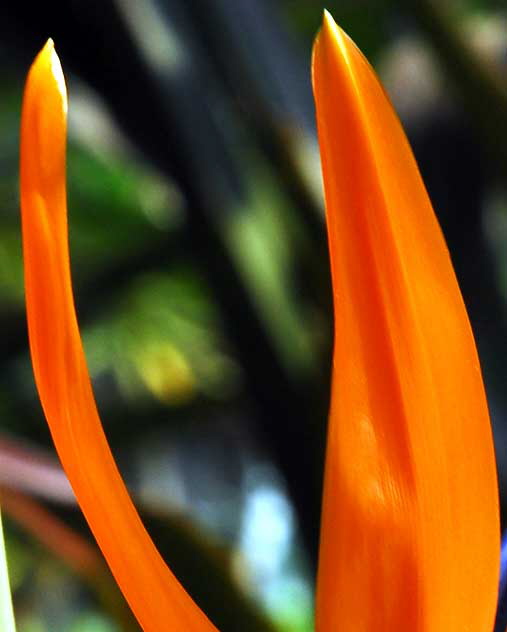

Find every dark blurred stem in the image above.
[183,0,333,316]
[181,191,325,567]
[407,0,507,173]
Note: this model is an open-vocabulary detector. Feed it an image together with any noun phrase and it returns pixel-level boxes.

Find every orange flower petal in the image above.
[20,40,218,632]
[312,11,499,632]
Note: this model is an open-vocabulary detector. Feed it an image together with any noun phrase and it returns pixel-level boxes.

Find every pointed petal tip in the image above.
[42,38,54,53]
[326,10,357,54]
[312,10,334,82]
[313,10,350,78]
[21,36,68,194]
[32,39,55,72]
[29,38,66,105]
[322,9,334,30]
[315,9,335,46]
[320,10,344,41]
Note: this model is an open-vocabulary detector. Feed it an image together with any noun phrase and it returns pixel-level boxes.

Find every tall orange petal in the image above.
[20,40,218,632]
[312,11,499,632]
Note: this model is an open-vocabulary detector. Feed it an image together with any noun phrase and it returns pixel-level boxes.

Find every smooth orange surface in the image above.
[20,40,218,632]
[313,11,499,632]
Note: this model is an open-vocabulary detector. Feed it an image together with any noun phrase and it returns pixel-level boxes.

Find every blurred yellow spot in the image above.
[138,342,196,404]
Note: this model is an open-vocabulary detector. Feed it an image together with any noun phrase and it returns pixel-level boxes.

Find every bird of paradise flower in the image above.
[18,10,499,632]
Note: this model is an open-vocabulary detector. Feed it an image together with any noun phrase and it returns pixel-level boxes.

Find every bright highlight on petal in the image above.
[20,40,218,632]
[312,11,499,632]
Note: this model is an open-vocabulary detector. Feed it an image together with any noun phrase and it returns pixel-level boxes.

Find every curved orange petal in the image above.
[312,11,499,632]
[20,40,218,632]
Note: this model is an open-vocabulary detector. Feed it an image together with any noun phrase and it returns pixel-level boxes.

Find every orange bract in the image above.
[20,40,217,632]
[313,11,499,632]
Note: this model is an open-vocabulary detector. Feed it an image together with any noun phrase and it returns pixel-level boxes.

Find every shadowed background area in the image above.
[0,1,506,630]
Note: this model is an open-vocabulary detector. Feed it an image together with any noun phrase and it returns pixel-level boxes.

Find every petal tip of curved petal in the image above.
[312,11,353,92]
[29,39,67,111]
[319,10,345,46]
[22,39,68,196]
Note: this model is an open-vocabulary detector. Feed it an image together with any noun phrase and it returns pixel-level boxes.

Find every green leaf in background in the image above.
[68,613,119,632]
